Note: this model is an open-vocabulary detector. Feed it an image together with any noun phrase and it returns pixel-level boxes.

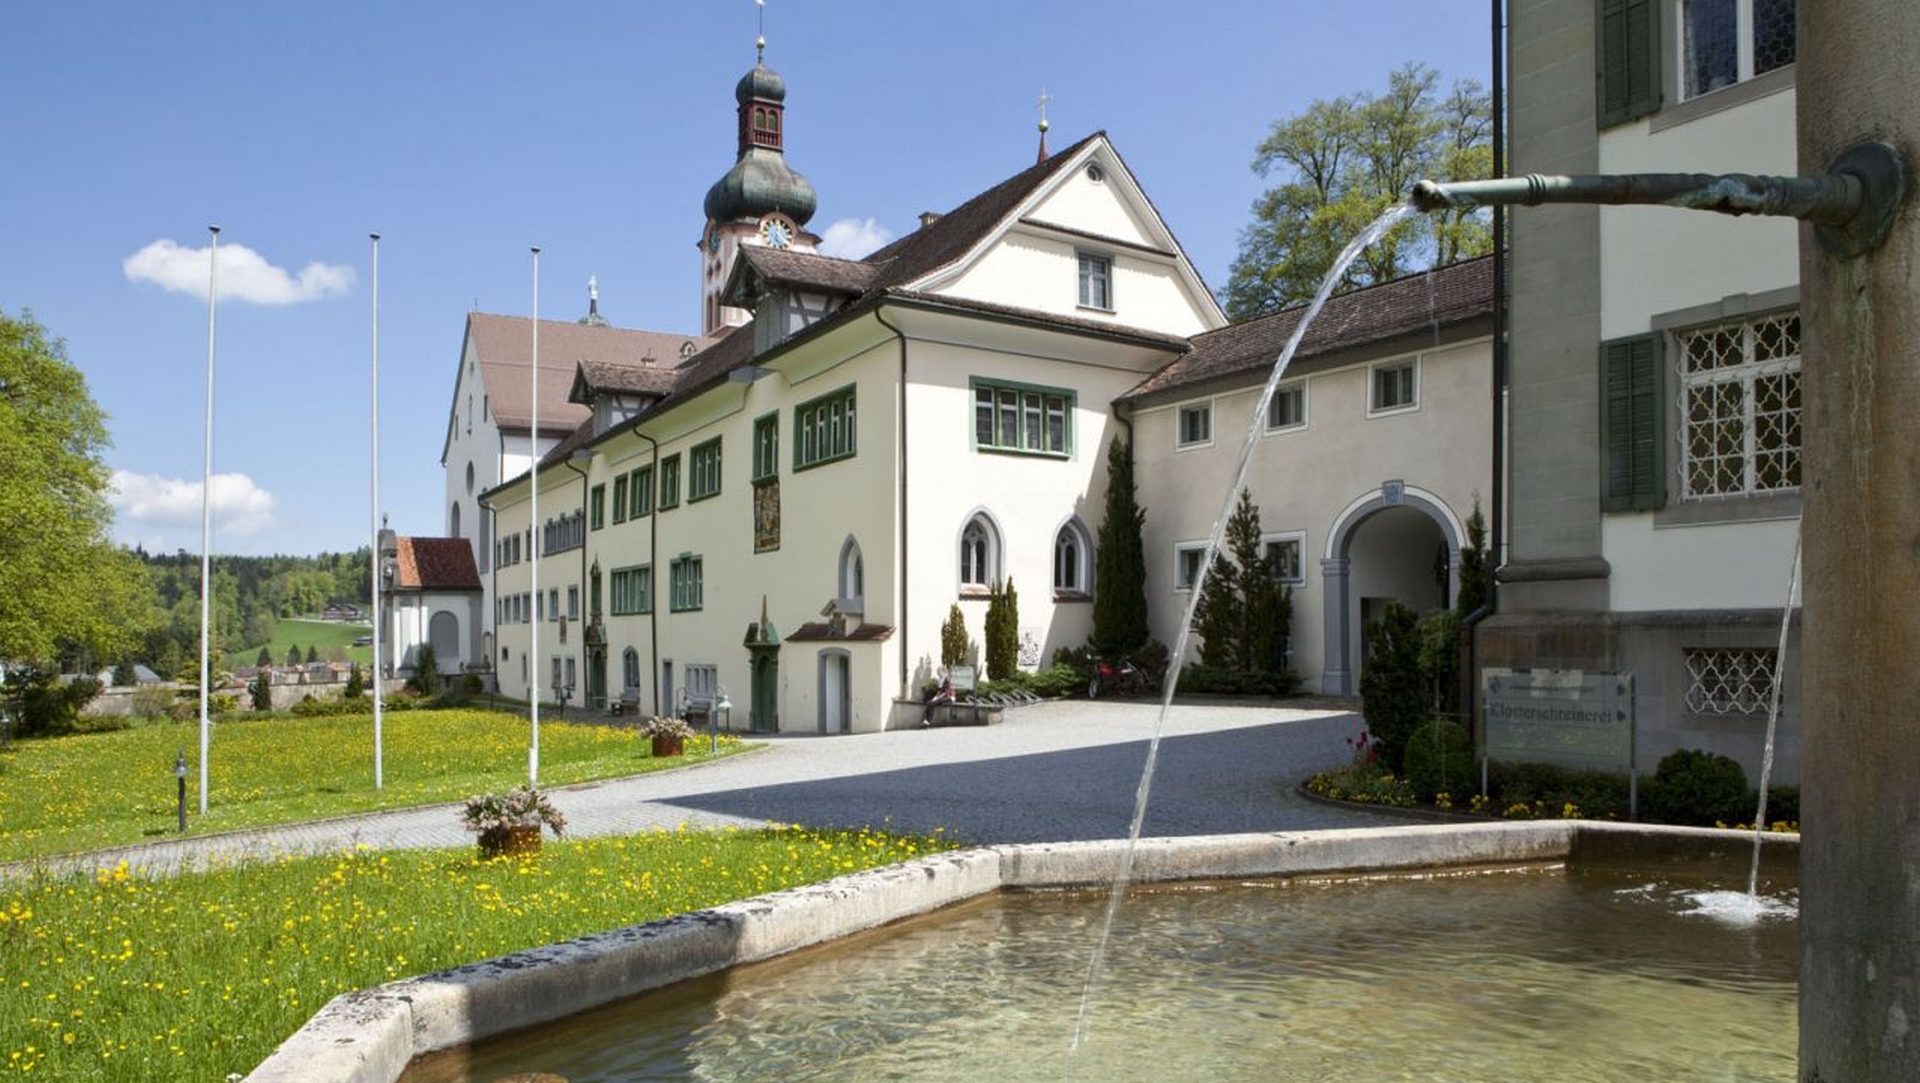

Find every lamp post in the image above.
[713,689,731,756]
[174,748,189,833]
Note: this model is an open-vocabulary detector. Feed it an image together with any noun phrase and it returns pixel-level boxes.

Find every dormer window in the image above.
[1077,252,1113,311]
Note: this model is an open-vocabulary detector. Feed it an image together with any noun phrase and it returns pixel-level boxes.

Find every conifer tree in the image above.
[1194,490,1273,670]
[1455,497,1489,617]
[257,646,272,668]
[1091,436,1150,654]
[250,668,272,711]
[939,604,970,669]
[285,644,301,667]
[305,645,319,664]
[984,578,1020,680]
[344,662,364,699]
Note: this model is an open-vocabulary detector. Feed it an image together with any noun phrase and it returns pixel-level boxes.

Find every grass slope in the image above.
[0,826,951,1082]
[0,709,749,862]
[227,618,371,669]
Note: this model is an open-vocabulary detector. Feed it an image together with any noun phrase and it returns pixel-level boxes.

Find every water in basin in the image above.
[402,861,1796,1082]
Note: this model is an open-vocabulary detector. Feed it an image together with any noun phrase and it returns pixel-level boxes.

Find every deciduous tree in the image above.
[1225,63,1491,320]
[0,309,152,670]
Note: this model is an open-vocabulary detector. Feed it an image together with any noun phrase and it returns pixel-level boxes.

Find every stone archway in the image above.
[1319,485,1463,696]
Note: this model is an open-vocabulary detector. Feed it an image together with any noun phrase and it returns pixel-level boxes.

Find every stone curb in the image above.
[0,743,767,882]
[249,819,1724,1083]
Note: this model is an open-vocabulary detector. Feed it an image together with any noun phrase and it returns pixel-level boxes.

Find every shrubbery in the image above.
[2,666,103,737]
[1403,719,1473,800]
[1359,602,1426,769]
[1177,664,1301,696]
[1644,748,1750,826]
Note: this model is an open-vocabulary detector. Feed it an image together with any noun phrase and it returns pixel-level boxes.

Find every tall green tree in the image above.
[1091,436,1150,654]
[1455,497,1489,617]
[256,646,273,668]
[1191,490,1291,674]
[1225,63,1492,320]
[0,309,152,669]
[285,644,302,668]
[983,579,1020,681]
[939,604,971,670]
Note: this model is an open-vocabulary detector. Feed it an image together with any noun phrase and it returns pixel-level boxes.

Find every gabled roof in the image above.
[568,358,678,405]
[394,537,482,592]
[1120,257,1495,404]
[728,245,878,304]
[862,131,1104,292]
[464,314,710,432]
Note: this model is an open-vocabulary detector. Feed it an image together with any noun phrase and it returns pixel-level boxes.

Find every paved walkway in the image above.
[8,700,1393,879]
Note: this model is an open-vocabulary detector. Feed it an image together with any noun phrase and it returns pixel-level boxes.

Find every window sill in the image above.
[687,492,721,504]
[1650,64,1795,135]
[1652,490,1802,529]
[1366,402,1420,419]
[1075,303,1118,316]
[794,451,857,473]
[975,445,1071,460]
[958,586,992,600]
[1052,590,1092,604]
[1174,439,1212,452]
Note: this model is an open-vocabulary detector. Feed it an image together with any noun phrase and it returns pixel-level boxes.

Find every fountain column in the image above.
[1797,3,1919,1080]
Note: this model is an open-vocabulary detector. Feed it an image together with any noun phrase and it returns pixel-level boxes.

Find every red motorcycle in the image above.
[1087,656,1152,699]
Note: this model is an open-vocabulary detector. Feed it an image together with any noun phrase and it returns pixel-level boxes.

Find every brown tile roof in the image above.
[861,131,1103,292]
[1120,256,1495,403]
[735,246,878,297]
[469,314,711,431]
[572,358,678,399]
[394,536,482,592]
[787,621,895,642]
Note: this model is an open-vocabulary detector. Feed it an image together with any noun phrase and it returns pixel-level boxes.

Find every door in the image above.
[751,652,779,733]
[819,650,850,734]
[587,648,607,711]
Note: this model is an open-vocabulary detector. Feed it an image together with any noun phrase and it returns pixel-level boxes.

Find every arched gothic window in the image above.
[960,514,999,590]
[622,647,640,692]
[1054,521,1091,596]
[839,536,865,612]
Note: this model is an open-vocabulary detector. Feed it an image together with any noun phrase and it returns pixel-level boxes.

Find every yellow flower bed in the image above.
[0,709,747,863]
[0,825,950,1081]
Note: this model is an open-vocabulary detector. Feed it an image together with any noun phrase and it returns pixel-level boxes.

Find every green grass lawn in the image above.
[0,825,952,1082]
[0,708,751,863]
[227,617,371,669]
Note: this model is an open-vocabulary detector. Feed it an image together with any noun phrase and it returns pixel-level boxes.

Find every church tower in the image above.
[699,39,819,336]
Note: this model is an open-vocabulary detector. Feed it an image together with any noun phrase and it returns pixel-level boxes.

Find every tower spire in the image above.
[756,0,766,64]
[1036,87,1051,164]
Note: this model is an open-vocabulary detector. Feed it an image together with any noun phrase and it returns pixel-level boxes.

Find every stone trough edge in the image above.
[246,821,1783,1083]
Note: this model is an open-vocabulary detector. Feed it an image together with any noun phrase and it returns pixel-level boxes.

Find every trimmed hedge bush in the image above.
[1403,719,1473,800]
[1177,664,1302,696]
[1644,748,1750,826]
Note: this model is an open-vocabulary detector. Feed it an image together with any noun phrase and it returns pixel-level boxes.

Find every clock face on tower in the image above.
[758,215,794,249]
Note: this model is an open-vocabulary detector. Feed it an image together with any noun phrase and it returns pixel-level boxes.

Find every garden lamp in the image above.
[173,748,189,832]
[714,689,731,755]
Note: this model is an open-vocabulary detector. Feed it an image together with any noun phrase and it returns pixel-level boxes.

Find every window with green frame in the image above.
[609,564,651,615]
[669,555,703,612]
[689,437,723,502]
[795,385,856,469]
[611,475,629,524]
[629,465,653,518]
[973,379,1073,456]
[659,454,681,509]
[752,413,779,480]
[588,484,606,529]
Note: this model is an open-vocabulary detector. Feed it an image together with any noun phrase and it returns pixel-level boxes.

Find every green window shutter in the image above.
[1596,0,1660,128]
[1601,333,1666,511]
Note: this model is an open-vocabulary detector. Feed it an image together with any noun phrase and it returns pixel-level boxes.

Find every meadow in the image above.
[225,617,372,669]
[0,825,951,1081]
[0,709,748,863]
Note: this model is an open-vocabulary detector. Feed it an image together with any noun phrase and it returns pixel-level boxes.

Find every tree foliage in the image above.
[250,668,273,711]
[1359,601,1427,771]
[1191,490,1292,675]
[1225,63,1492,320]
[1455,496,1489,618]
[939,604,971,670]
[0,309,154,669]
[983,578,1020,681]
[1091,436,1150,655]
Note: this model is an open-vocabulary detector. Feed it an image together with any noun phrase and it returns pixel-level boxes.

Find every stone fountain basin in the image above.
[243,820,1797,1083]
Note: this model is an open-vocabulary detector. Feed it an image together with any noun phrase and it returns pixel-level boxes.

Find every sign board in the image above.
[949,665,977,692]
[1481,668,1634,772]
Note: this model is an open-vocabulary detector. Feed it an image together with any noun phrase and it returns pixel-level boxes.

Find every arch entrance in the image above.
[1320,486,1462,695]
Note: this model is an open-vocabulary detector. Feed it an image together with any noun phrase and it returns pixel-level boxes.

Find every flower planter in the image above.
[478,823,542,859]
[651,734,685,758]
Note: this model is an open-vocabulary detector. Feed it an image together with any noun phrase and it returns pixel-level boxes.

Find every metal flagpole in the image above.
[529,246,541,787]
[369,233,384,790]
[198,225,219,815]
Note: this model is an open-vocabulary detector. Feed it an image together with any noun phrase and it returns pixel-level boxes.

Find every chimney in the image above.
[919,211,941,228]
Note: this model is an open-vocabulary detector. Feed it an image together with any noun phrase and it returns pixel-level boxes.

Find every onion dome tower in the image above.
[698,34,820,335]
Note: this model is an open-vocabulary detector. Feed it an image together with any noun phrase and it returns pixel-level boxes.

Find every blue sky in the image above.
[1,1,1490,556]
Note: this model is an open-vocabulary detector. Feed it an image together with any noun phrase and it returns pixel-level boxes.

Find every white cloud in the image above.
[110,470,277,537]
[123,239,354,305]
[816,217,896,260]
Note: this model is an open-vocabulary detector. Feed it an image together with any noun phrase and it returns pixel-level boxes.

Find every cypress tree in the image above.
[250,668,272,711]
[984,578,1020,680]
[256,646,273,668]
[285,644,301,668]
[305,645,319,664]
[1091,436,1150,654]
[940,604,971,669]
[1455,497,1489,617]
